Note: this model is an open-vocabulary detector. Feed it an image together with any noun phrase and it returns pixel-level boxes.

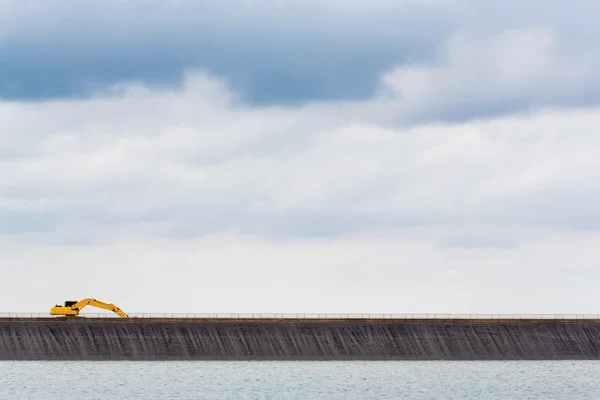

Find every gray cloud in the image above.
[1,1,598,119]
[2,73,600,245]
[0,0,455,104]
[378,27,600,124]
[3,0,599,123]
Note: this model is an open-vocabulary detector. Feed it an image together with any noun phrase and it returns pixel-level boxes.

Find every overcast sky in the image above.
[2,0,600,314]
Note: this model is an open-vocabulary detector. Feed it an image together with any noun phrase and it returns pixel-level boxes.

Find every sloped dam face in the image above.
[1,319,599,360]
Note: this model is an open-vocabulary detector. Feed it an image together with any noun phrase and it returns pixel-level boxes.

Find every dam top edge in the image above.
[2,318,600,323]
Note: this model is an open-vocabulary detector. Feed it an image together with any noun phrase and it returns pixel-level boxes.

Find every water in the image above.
[1,361,599,399]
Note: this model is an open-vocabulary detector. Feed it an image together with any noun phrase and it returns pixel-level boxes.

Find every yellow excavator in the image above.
[50,298,129,318]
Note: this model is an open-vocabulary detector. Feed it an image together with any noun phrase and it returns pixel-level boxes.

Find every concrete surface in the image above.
[1,319,599,360]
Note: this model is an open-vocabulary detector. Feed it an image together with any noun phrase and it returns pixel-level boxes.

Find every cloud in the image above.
[1,72,599,312]
[2,71,600,246]
[380,28,599,123]
[0,0,455,104]
[2,1,600,312]
[2,0,600,119]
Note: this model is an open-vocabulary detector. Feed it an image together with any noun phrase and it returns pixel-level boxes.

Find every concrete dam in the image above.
[1,318,600,360]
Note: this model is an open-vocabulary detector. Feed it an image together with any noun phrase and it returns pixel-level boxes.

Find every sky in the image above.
[2,0,600,314]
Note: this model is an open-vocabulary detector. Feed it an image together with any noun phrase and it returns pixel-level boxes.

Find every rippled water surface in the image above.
[1,361,599,399]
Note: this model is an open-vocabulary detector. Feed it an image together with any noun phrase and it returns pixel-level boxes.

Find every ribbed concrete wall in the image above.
[1,319,599,360]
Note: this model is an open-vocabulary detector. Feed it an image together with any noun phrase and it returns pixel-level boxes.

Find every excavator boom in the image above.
[50,298,129,318]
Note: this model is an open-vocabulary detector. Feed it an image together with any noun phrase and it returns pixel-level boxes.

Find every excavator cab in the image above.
[64,300,78,307]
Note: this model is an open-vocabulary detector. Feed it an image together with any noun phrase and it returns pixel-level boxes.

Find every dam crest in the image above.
[1,314,599,361]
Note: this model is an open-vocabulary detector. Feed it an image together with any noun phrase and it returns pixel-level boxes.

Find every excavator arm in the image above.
[71,298,129,318]
[50,298,129,318]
